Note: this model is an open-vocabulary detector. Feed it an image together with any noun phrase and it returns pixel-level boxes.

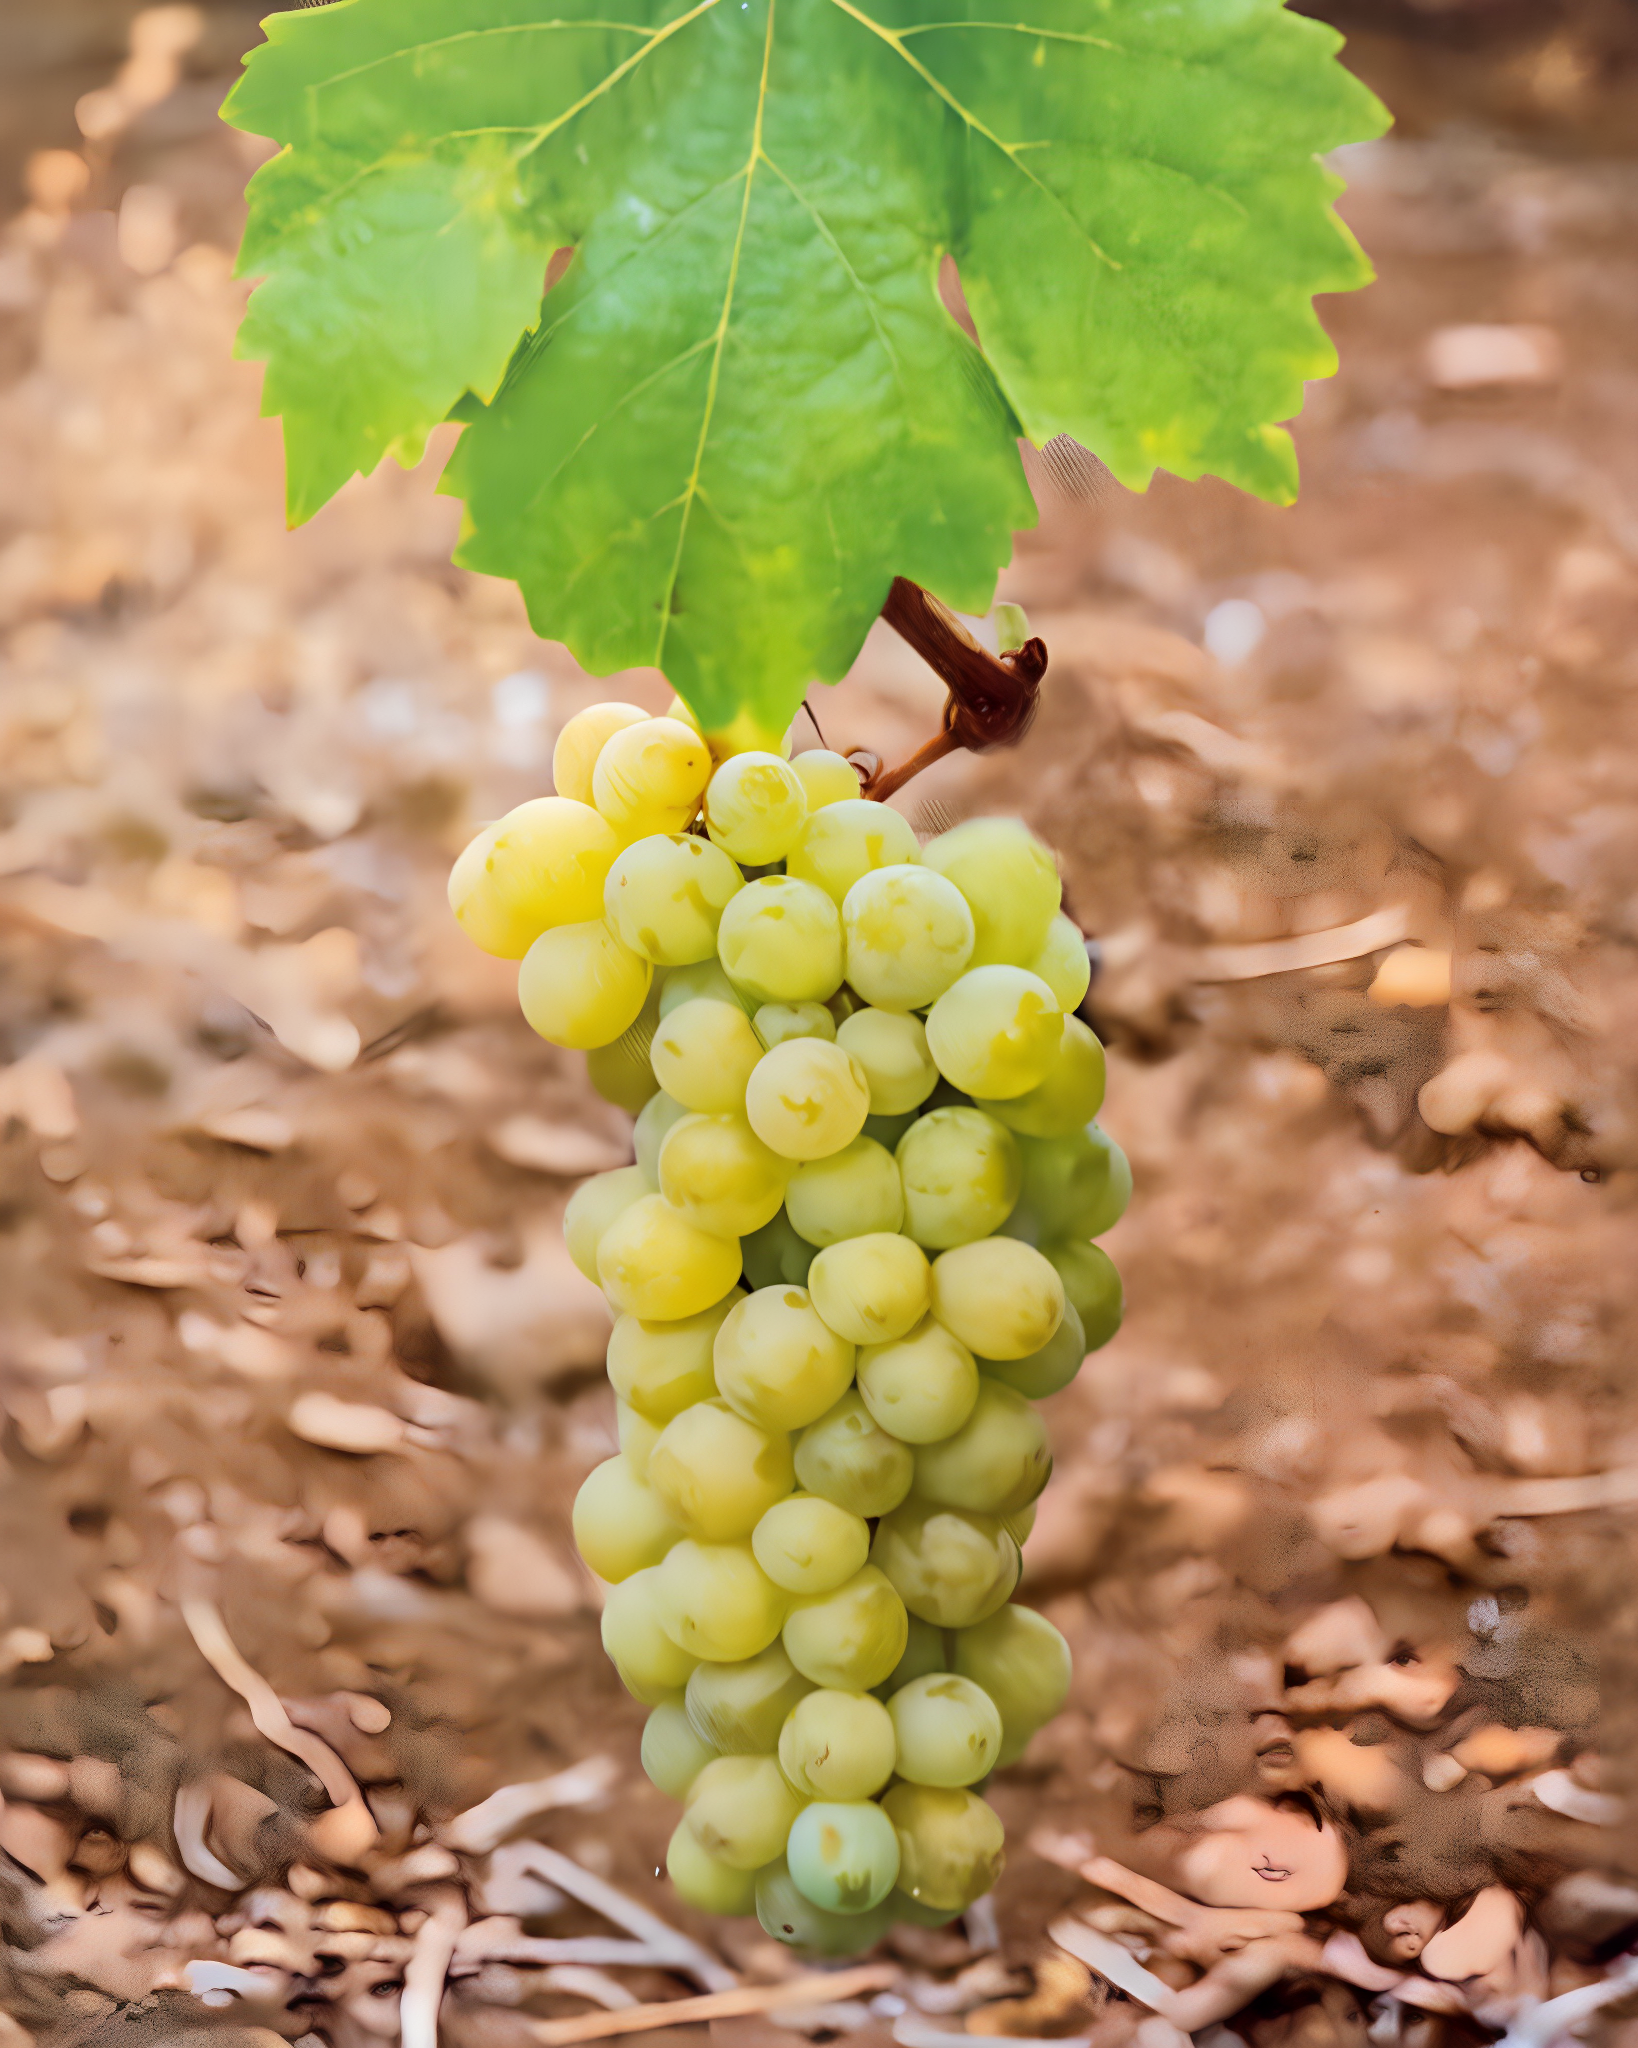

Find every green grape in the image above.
[790,751,862,812]
[667,1817,758,1914]
[794,1390,915,1519]
[1015,1126,1130,1240]
[1040,1240,1123,1351]
[1026,912,1092,1012]
[634,1090,688,1186]
[596,1195,742,1321]
[586,976,661,1113]
[643,1698,718,1798]
[601,1566,699,1702]
[841,865,974,1012]
[787,798,919,905]
[741,1209,817,1290]
[807,1234,931,1346]
[553,701,649,806]
[783,1566,908,1690]
[519,918,653,1050]
[756,1001,835,1049]
[563,1165,650,1283]
[607,1293,738,1422]
[880,1783,1005,1912]
[930,1238,1064,1361]
[713,1286,856,1432]
[979,1300,1086,1400]
[616,1400,661,1477]
[912,1381,1051,1516]
[659,958,748,1017]
[603,832,743,966]
[835,1008,939,1116]
[592,715,713,837]
[897,1107,1020,1250]
[684,1754,803,1869]
[449,796,622,959]
[752,1494,871,1595]
[876,1613,947,1697]
[651,998,764,1113]
[977,1017,1106,1137]
[572,1455,681,1581]
[921,818,1060,969]
[656,1540,788,1661]
[950,1604,1072,1764]
[745,1039,871,1161]
[863,1108,919,1151]
[757,1857,893,1955]
[856,1318,979,1444]
[924,966,1063,1100]
[716,876,844,1005]
[871,1500,1020,1629]
[686,1641,812,1753]
[647,1400,794,1540]
[887,1674,1003,1787]
[778,1689,897,1800]
[786,1137,904,1247]
[1001,1500,1036,1550]
[787,1800,900,1914]
[705,751,809,864]
[659,1113,791,1238]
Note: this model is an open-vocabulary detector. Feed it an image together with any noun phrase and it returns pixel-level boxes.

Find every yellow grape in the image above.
[553,701,649,805]
[921,818,1060,968]
[659,1112,791,1237]
[881,1783,1005,1912]
[601,1566,699,1702]
[595,1193,742,1320]
[448,796,621,958]
[871,1498,1020,1629]
[793,1389,914,1518]
[634,1090,691,1184]
[976,1016,1107,1136]
[897,1106,1020,1250]
[572,1455,681,1581]
[752,1493,871,1595]
[856,1317,979,1444]
[651,997,765,1113]
[592,716,713,837]
[656,1539,788,1661]
[930,1238,1064,1360]
[684,1754,803,1868]
[716,875,844,1005]
[647,1399,794,1540]
[1026,913,1092,1011]
[686,1642,812,1752]
[886,1673,1003,1787]
[604,832,743,966]
[755,1001,836,1048]
[807,1233,931,1346]
[667,1817,758,1913]
[977,1298,1086,1400]
[745,1039,871,1161]
[779,1688,897,1799]
[563,1164,651,1283]
[787,798,919,906]
[705,751,809,864]
[518,918,653,1050]
[835,1008,939,1116]
[924,965,1063,1099]
[616,1399,662,1477]
[791,750,863,810]
[912,1380,1051,1516]
[659,958,748,1016]
[785,1136,904,1247]
[841,866,974,1013]
[607,1293,739,1422]
[782,1565,909,1690]
[713,1286,856,1432]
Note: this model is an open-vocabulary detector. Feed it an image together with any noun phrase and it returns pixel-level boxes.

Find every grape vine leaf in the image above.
[224,0,1386,738]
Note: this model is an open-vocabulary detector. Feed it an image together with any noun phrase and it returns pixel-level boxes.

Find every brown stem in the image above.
[858,726,962,802]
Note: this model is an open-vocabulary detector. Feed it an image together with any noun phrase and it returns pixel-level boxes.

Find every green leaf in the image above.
[225,0,1385,738]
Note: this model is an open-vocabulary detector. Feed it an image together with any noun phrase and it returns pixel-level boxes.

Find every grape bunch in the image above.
[449,699,1127,1952]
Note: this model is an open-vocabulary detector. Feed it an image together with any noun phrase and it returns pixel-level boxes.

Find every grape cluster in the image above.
[449,699,1127,1951]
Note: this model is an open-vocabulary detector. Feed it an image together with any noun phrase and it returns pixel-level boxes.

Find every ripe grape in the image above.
[922,818,1060,968]
[778,1689,896,1799]
[563,1164,650,1283]
[633,1090,688,1185]
[643,1699,718,1798]
[684,1754,802,1869]
[607,1294,738,1422]
[713,1286,856,1432]
[881,1783,1006,1912]
[912,1380,1052,1516]
[924,965,1063,1099]
[1026,912,1093,1011]
[596,1195,742,1320]
[1015,1125,1130,1241]
[659,958,747,1016]
[787,1800,900,1913]
[744,1038,871,1160]
[685,1641,812,1753]
[572,1456,680,1581]
[950,1604,1072,1766]
[667,1819,758,1914]
[786,1136,904,1246]
[757,1857,894,1955]
[930,1237,1064,1360]
[1040,1238,1123,1349]
[616,1400,662,1477]
[604,832,743,966]
[788,798,919,905]
[705,751,809,863]
[601,1566,700,1701]
[752,1493,871,1594]
[592,716,713,837]
[755,1001,835,1047]
[647,1400,794,1540]
[793,1388,914,1518]
[519,918,653,1049]
[449,796,621,958]
[790,750,863,811]
[856,1317,979,1443]
[659,1112,791,1237]
[652,998,764,1113]
[897,1106,1020,1250]
[655,1540,787,1661]
[717,875,844,1005]
[886,1673,1003,1787]
[871,1499,1020,1629]
[783,1565,909,1690]
[835,1007,939,1115]
[841,865,974,1012]
[806,1233,930,1346]
[977,1299,1087,1400]
[552,701,648,806]
[977,1015,1106,1136]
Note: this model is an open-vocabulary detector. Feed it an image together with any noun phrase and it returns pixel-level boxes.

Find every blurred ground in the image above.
[0,5,1636,2047]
